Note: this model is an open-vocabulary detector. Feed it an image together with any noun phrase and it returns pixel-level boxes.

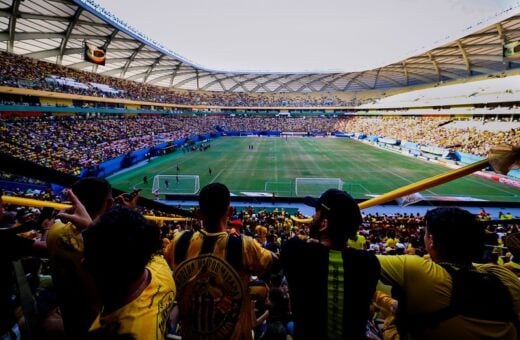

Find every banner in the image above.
[396,192,425,206]
[84,43,106,65]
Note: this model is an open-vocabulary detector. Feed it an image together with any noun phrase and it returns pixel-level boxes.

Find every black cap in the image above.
[304,189,362,229]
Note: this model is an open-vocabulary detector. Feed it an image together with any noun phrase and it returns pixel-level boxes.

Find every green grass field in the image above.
[108,137,520,202]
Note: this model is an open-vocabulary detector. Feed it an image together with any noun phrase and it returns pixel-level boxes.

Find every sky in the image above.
[94,0,520,73]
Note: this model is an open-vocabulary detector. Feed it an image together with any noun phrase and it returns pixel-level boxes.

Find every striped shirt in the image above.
[165,229,277,340]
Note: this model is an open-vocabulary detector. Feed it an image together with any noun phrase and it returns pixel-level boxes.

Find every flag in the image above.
[396,192,425,207]
[84,43,106,65]
[489,144,520,175]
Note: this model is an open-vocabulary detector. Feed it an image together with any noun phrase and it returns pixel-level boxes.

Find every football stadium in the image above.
[1,0,520,339]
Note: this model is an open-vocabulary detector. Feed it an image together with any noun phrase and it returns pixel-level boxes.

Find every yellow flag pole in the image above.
[2,196,69,210]
[1,196,189,222]
[290,158,492,223]
[358,159,490,209]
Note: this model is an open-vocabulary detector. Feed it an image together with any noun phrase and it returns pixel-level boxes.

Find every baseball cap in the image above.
[304,189,362,228]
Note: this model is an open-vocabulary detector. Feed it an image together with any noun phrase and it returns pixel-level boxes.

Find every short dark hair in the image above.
[425,207,484,263]
[72,177,112,216]
[83,206,160,284]
[198,183,230,229]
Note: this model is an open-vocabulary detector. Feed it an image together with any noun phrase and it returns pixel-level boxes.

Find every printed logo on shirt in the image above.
[156,289,176,340]
[175,254,244,339]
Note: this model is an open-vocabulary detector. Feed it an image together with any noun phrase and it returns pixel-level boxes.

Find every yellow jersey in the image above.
[46,220,101,338]
[377,255,520,339]
[90,256,176,340]
[347,233,366,250]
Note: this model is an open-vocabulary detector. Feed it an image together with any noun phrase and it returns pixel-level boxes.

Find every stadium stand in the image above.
[0,114,516,174]
[1,114,518,175]
[444,120,520,132]
[336,116,519,156]
[2,1,520,339]
[0,51,365,107]
[360,75,520,109]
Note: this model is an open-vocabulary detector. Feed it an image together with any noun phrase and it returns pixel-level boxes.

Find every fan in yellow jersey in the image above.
[165,183,279,340]
[47,177,113,339]
[347,232,366,250]
[89,256,175,340]
[60,191,176,340]
[84,206,176,340]
[377,207,520,340]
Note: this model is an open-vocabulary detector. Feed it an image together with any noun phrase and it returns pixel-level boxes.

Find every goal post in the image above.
[152,175,200,195]
[264,181,293,197]
[294,178,343,197]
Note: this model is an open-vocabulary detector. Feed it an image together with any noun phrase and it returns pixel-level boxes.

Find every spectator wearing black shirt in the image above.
[281,189,380,339]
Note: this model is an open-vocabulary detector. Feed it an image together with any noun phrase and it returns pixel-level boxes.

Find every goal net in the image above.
[264,181,293,197]
[152,175,200,195]
[294,178,343,197]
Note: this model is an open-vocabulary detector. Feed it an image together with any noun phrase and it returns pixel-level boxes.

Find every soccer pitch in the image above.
[108,137,520,202]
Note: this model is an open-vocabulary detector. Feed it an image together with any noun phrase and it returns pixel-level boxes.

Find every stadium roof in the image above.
[2,0,520,93]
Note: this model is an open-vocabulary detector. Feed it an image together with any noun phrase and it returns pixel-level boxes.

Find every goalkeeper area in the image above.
[108,137,519,202]
[152,175,200,195]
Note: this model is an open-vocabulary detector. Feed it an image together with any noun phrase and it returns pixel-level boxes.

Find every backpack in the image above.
[173,231,245,339]
[396,263,519,338]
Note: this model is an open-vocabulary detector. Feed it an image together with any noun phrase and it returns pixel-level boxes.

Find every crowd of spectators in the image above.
[335,116,520,156]
[215,116,336,132]
[0,115,220,173]
[0,114,339,174]
[3,181,518,265]
[2,114,518,176]
[0,51,359,107]
[3,185,518,256]
[0,181,519,339]
[0,171,49,187]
